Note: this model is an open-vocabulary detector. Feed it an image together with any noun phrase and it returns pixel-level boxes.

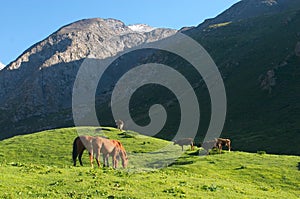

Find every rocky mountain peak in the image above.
[7,18,176,71]
[56,18,129,36]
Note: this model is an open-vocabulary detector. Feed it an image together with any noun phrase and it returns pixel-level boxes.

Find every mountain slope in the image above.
[94,6,300,154]
[197,0,300,29]
[186,6,300,154]
[0,18,176,138]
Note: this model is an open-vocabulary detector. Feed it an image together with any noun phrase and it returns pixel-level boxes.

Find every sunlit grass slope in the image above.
[0,127,299,198]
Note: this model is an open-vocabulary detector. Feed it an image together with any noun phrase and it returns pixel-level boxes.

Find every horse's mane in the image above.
[112,140,127,157]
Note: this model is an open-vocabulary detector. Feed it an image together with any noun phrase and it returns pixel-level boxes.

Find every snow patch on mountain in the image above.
[0,62,5,70]
[128,24,156,32]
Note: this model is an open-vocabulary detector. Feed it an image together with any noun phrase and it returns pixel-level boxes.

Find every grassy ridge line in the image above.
[0,127,299,198]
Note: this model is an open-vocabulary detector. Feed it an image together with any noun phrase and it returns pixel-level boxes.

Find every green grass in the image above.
[0,127,299,198]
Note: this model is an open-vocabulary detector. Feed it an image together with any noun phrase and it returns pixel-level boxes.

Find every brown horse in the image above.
[72,135,94,167]
[174,138,195,151]
[92,137,128,168]
[201,139,218,154]
[216,138,231,153]
[110,140,128,168]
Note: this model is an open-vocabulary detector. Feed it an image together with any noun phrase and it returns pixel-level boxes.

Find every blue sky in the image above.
[0,0,240,65]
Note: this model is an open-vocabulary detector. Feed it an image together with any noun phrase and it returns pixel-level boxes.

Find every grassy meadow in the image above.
[0,127,299,198]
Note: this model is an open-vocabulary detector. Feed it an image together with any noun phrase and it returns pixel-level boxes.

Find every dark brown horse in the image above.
[72,135,94,167]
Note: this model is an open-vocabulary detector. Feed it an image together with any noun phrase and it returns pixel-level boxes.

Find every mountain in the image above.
[0,18,176,138]
[197,0,300,30]
[1,1,300,155]
[0,62,5,70]
[183,0,300,154]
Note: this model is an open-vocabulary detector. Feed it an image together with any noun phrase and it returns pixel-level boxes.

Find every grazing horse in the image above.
[109,140,128,168]
[115,119,124,131]
[72,135,94,167]
[216,138,231,153]
[174,138,195,151]
[201,139,218,154]
[92,137,128,168]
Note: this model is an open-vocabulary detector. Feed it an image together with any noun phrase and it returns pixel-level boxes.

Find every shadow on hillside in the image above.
[168,160,194,166]
[298,162,300,170]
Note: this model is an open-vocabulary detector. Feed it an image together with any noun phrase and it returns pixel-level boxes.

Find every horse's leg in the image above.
[219,144,222,154]
[191,143,194,151]
[95,149,101,168]
[78,149,84,166]
[106,154,110,167]
[102,154,106,167]
[88,149,94,168]
[112,151,118,169]
[73,151,78,166]
[102,153,109,167]
[113,157,118,169]
[181,145,184,151]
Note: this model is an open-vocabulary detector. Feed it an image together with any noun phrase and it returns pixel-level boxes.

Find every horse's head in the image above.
[173,140,177,145]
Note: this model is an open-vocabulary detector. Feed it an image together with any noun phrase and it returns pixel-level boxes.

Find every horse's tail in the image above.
[72,137,79,165]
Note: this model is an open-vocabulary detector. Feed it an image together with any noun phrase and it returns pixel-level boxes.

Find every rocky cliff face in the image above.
[0,18,176,138]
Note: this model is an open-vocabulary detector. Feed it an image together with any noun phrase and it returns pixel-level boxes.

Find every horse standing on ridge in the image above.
[174,138,195,151]
[115,120,124,131]
[216,138,231,153]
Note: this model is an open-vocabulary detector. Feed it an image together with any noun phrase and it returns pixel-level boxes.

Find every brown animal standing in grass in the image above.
[92,137,128,168]
[174,138,195,151]
[110,140,128,168]
[216,138,231,153]
[201,139,218,154]
[72,136,128,168]
[115,120,124,131]
[72,135,94,167]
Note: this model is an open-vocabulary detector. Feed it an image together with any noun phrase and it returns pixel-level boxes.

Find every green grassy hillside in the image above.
[0,127,299,198]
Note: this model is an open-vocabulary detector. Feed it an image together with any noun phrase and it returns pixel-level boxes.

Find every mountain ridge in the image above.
[196,0,300,30]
